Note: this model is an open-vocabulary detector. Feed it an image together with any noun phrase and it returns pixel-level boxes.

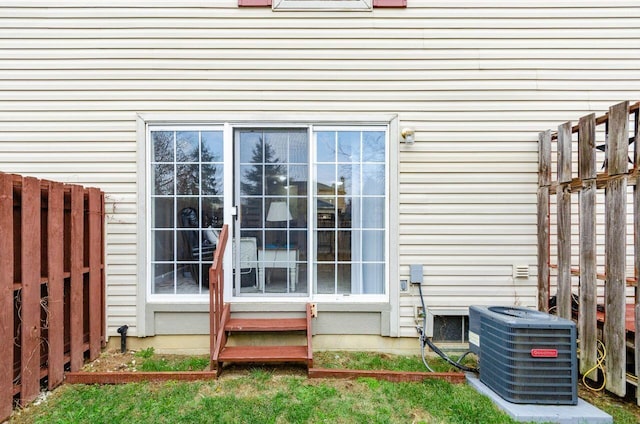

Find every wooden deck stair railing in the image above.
[209,224,229,367]
[209,225,313,377]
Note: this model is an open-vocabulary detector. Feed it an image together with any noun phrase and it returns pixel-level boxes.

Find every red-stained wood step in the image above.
[218,345,309,363]
[225,318,307,332]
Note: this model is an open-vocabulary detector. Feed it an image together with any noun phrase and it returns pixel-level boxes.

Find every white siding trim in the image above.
[135,114,148,337]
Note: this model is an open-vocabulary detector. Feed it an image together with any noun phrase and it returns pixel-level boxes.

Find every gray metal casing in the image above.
[468,305,577,405]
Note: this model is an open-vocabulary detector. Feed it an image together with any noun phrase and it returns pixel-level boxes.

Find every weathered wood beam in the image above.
[551,101,640,141]
[578,113,598,381]
[557,122,573,320]
[604,100,629,397]
[537,130,551,312]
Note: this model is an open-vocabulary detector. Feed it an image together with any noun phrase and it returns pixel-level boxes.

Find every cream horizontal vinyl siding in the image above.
[0,1,639,338]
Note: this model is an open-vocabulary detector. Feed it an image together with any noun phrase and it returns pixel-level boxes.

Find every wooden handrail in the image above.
[209,224,229,366]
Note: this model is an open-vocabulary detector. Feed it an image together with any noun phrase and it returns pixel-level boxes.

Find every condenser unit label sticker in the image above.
[468,331,479,347]
[530,348,558,358]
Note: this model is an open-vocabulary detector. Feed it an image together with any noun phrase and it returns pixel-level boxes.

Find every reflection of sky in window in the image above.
[265,131,287,163]
[363,131,385,162]
[239,129,307,164]
[337,131,360,163]
[239,131,262,163]
[316,132,336,162]
[202,131,223,162]
[176,131,199,162]
[152,131,174,162]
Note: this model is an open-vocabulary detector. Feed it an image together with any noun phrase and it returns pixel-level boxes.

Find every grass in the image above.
[9,351,640,424]
[314,350,475,373]
[12,374,516,424]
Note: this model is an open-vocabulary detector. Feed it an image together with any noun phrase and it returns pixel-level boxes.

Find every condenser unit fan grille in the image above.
[469,306,577,405]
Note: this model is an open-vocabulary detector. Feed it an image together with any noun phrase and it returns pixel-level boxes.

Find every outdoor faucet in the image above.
[116,325,129,353]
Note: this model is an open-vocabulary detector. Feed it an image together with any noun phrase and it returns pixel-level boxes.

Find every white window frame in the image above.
[145,124,230,304]
[273,0,372,11]
[138,114,398,308]
[310,125,390,303]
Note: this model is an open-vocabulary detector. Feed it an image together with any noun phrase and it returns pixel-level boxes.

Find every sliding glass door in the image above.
[234,129,309,296]
[147,124,387,301]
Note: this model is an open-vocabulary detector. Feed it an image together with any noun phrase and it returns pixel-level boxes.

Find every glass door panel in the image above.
[313,129,386,295]
[234,129,309,296]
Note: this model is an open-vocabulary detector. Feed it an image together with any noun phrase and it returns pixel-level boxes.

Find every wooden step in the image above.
[225,317,307,332]
[218,345,309,363]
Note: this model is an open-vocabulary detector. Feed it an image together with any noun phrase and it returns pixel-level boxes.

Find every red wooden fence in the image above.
[0,172,105,421]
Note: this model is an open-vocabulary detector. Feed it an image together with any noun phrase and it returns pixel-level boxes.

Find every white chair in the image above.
[232,237,258,287]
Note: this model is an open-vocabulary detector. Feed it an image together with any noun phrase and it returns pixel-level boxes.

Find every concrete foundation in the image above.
[106,334,430,356]
[467,374,612,424]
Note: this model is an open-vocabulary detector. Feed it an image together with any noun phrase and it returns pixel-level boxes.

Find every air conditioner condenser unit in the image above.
[469,305,577,405]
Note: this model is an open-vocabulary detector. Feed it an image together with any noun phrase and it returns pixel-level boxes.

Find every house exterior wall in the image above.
[1,0,639,343]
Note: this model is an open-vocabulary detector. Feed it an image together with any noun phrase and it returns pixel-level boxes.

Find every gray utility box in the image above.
[469,305,577,405]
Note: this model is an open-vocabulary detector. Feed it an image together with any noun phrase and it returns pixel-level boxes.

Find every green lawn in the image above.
[12,374,517,424]
[9,351,640,424]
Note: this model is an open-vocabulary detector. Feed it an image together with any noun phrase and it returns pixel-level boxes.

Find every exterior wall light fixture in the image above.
[401,127,415,144]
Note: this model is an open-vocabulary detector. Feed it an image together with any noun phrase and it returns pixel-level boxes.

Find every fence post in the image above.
[20,177,41,405]
[604,100,629,397]
[578,113,598,380]
[88,188,102,360]
[0,174,14,421]
[634,107,640,406]
[47,182,65,389]
[70,185,84,372]
[557,122,573,320]
[537,130,551,311]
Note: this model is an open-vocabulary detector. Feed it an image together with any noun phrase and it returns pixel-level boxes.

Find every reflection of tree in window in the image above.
[201,142,221,196]
[151,129,222,218]
[152,131,174,195]
[240,135,286,228]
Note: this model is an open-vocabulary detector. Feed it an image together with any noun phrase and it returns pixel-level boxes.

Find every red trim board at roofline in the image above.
[239,0,406,7]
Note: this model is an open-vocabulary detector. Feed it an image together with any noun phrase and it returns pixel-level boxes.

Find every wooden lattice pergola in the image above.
[537,101,640,401]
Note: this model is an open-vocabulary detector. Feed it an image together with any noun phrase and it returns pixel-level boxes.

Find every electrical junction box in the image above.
[469,305,577,405]
[410,264,423,285]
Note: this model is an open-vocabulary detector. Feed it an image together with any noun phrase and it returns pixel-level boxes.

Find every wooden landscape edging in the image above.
[65,371,220,385]
[308,368,466,384]
[538,101,640,400]
[0,172,105,423]
[64,369,466,385]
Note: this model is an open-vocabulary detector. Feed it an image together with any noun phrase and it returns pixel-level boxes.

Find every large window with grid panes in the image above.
[147,124,388,300]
